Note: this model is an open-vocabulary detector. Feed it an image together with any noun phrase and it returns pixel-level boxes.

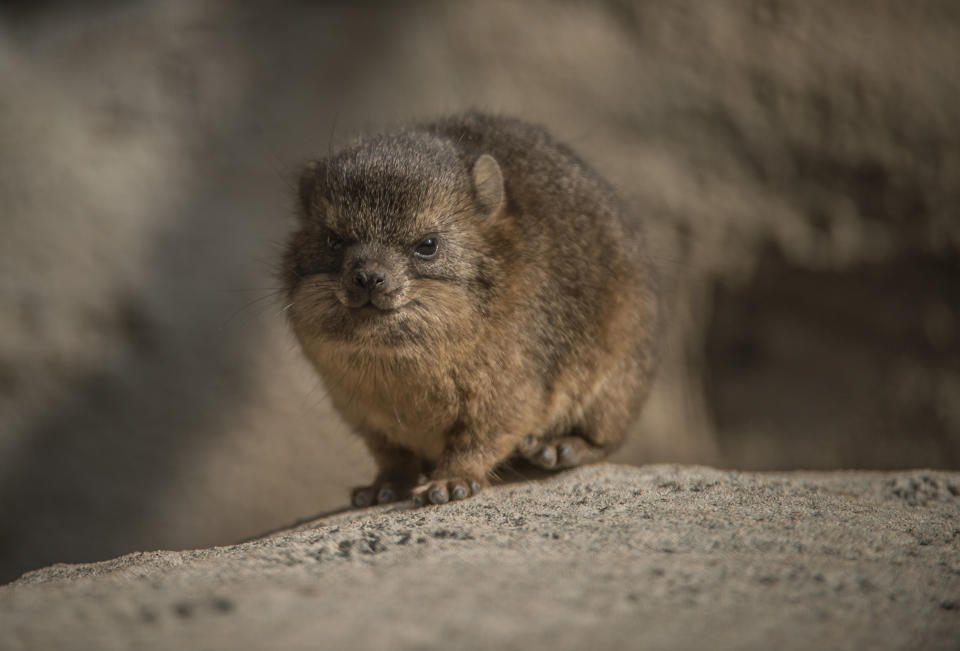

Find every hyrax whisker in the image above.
[221,290,288,329]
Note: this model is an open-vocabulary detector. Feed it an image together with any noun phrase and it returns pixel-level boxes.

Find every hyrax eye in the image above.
[326,233,344,251]
[414,237,438,259]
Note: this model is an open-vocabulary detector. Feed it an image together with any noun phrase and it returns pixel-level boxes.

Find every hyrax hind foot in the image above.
[517,434,608,470]
[412,477,484,506]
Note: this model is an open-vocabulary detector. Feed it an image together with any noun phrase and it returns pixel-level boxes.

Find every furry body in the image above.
[283,112,658,506]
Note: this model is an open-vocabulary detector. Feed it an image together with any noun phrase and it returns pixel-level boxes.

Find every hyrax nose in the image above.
[353,268,386,291]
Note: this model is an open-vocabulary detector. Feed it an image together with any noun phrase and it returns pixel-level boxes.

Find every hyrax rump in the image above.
[283,112,659,507]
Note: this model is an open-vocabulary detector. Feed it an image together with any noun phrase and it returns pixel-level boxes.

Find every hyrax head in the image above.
[282,131,505,349]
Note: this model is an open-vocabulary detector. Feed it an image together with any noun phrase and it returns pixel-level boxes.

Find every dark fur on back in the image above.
[282,112,659,507]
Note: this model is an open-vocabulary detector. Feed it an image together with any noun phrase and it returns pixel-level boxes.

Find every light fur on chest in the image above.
[304,341,459,460]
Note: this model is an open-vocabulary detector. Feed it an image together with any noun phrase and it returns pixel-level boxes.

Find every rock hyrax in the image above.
[282,112,659,506]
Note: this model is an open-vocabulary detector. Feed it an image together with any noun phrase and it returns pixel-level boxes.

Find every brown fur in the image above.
[281,112,659,506]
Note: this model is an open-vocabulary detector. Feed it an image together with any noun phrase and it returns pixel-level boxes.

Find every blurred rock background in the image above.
[0,1,957,583]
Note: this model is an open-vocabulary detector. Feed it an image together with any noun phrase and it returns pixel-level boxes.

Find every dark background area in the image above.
[1,1,958,583]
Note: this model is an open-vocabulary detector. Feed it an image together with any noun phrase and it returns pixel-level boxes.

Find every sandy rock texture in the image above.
[2,464,958,650]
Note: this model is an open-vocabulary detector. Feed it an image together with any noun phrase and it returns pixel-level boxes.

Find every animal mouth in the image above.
[337,288,408,313]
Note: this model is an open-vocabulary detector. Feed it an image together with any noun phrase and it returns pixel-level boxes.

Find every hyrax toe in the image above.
[449,479,474,501]
[351,485,378,508]
[352,479,415,508]
[376,485,396,503]
[413,478,484,507]
[518,437,558,469]
[535,445,557,468]
[518,435,539,456]
[556,442,579,466]
[520,436,599,470]
[428,483,449,504]
[376,481,413,504]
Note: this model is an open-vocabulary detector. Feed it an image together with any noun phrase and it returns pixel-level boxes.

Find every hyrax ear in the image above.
[297,160,330,219]
[472,154,504,218]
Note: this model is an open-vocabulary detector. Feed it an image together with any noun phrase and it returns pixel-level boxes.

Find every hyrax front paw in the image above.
[351,479,415,508]
[412,477,484,506]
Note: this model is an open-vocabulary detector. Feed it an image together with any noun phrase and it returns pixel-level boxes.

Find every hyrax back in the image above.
[283,112,658,507]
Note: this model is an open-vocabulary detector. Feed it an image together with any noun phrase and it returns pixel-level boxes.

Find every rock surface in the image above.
[2,464,958,650]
